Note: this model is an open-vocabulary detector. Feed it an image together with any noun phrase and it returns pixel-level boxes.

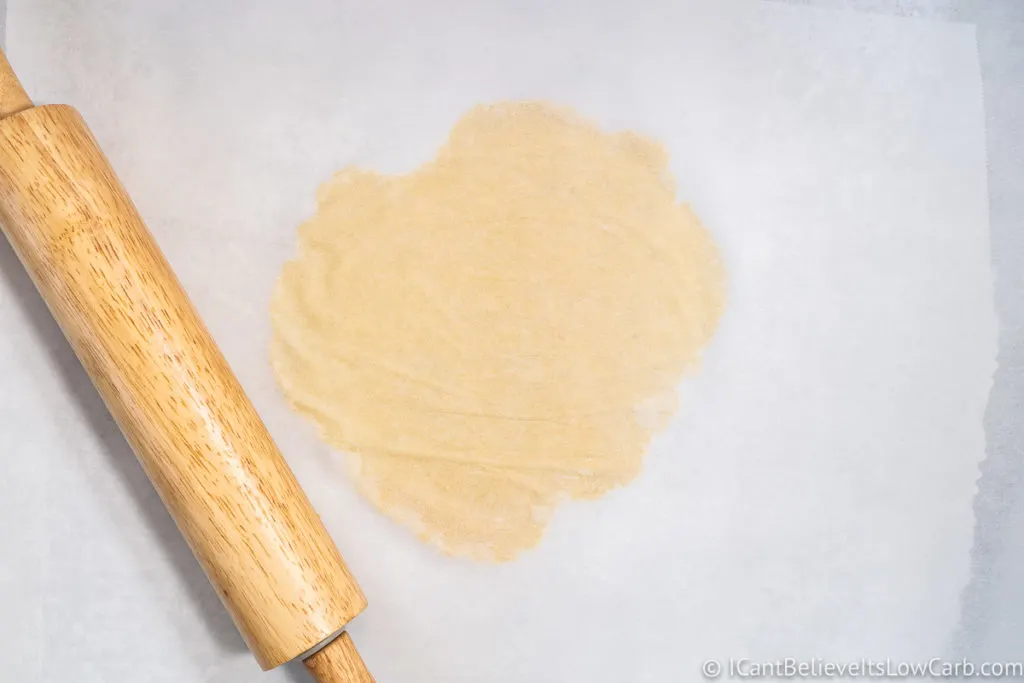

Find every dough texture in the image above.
[271,102,724,561]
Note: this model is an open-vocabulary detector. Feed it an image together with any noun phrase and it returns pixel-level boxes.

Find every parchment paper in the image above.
[2,1,997,681]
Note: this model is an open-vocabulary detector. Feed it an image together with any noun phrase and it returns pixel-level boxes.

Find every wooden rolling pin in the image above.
[0,49,373,682]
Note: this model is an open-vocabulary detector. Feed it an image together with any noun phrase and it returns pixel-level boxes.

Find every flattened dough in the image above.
[271,102,724,561]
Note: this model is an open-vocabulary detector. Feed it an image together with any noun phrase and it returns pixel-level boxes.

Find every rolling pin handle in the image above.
[303,632,376,683]
[0,48,32,117]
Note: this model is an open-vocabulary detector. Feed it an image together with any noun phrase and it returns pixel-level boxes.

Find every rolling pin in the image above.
[0,49,373,682]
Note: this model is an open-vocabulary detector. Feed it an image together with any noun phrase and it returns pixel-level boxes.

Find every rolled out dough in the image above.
[270,101,724,561]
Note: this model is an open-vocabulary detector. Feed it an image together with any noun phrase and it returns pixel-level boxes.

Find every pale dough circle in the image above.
[271,101,724,561]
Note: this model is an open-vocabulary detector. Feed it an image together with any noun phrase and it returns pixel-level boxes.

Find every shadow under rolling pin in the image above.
[0,49,374,683]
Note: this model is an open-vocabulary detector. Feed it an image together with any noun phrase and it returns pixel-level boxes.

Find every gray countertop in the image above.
[770,1,1024,661]
[2,0,1020,672]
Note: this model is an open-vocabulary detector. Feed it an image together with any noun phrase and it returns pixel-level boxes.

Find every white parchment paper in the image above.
[2,1,997,681]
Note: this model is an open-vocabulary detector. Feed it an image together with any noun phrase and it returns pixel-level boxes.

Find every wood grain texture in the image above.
[0,49,32,117]
[304,632,376,683]
[0,103,367,669]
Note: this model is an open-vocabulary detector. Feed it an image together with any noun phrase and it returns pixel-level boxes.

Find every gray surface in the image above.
[776,1,1024,661]
[957,12,1024,663]
[2,0,1020,670]
[777,1,1024,661]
